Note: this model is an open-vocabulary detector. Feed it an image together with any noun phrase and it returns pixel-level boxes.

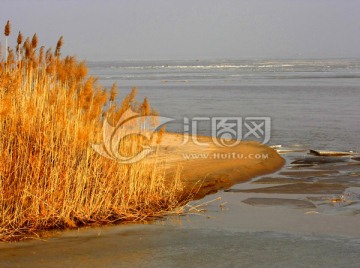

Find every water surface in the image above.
[89,58,360,151]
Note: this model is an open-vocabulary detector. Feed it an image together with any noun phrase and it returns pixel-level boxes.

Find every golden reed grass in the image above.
[0,22,185,241]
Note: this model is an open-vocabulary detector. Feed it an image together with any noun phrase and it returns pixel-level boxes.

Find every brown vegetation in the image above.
[0,22,185,241]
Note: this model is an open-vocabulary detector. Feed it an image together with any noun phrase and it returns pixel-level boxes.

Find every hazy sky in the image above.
[1,0,360,61]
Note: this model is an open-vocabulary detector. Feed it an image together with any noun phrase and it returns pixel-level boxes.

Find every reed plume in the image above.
[4,20,11,65]
[140,97,151,116]
[55,36,63,57]
[109,82,118,102]
[31,33,38,49]
[4,20,10,36]
[38,46,44,64]
[23,37,31,59]
[16,31,23,59]
[17,31,22,45]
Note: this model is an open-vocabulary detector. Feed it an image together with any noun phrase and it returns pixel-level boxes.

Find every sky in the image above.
[1,0,360,61]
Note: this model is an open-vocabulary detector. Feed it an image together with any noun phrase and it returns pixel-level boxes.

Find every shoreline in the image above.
[1,141,360,267]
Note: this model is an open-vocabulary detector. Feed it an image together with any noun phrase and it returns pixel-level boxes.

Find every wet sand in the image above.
[226,150,360,196]
[224,149,360,218]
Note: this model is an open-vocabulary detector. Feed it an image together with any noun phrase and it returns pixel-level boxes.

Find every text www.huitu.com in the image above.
[182,152,269,160]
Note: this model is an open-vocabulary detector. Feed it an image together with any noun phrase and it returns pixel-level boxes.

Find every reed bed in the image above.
[0,22,185,241]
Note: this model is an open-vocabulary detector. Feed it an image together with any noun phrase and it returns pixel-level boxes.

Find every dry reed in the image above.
[0,22,186,241]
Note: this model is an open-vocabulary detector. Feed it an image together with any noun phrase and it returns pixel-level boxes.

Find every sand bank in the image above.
[156,133,285,198]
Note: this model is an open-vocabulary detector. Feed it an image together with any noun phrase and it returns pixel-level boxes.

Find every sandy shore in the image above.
[156,133,285,198]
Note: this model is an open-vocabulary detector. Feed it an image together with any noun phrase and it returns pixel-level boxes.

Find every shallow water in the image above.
[2,189,360,268]
[1,229,360,268]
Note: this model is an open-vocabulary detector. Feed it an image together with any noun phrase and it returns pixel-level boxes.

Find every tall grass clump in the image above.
[0,22,184,241]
